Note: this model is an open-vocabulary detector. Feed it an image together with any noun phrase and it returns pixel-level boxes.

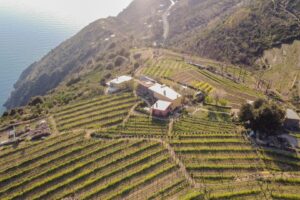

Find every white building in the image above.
[285,109,300,130]
[148,83,182,109]
[106,75,133,93]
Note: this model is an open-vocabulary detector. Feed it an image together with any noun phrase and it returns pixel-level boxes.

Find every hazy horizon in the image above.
[0,0,133,28]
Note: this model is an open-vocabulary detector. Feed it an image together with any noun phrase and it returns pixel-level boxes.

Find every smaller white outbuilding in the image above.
[285,109,300,130]
[106,75,133,93]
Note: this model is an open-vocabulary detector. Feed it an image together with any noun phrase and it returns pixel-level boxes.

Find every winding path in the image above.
[162,0,176,42]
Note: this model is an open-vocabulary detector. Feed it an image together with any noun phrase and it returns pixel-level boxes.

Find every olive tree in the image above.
[239,99,285,137]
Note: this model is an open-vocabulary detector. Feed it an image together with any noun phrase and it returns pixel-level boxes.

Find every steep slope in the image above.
[118,0,171,44]
[5,0,300,109]
[167,0,300,65]
[5,0,171,109]
[4,18,135,109]
[255,40,300,102]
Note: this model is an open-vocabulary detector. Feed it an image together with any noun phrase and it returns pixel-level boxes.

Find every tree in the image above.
[104,73,112,79]
[2,111,9,118]
[28,96,44,106]
[239,99,285,137]
[106,63,114,70]
[114,56,125,67]
[100,78,107,86]
[133,53,141,60]
[253,104,285,135]
[66,77,81,87]
[239,103,254,122]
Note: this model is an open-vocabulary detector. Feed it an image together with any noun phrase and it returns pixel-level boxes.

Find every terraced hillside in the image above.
[53,93,138,131]
[140,58,192,78]
[1,78,300,199]
[0,131,188,200]
[136,52,263,109]
[101,115,169,137]
[170,116,300,199]
[192,81,214,94]
[172,67,262,108]
[172,117,264,184]
[173,116,238,135]
[1,111,300,199]
[269,176,300,199]
[259,147,300,172]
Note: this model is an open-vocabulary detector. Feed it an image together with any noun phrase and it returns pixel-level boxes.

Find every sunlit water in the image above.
[0,0,132,114]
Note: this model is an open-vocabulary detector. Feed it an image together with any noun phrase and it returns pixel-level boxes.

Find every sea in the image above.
[0,11,76,114]
[0,0,132,114]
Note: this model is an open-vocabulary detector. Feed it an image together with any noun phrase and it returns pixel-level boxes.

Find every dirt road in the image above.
[162,0,175,41]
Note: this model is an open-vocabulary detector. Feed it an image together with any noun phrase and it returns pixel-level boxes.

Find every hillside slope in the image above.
[167,0,300,65]
[255,40,300,102]
[5,0,300,109]
[4,18,135,109]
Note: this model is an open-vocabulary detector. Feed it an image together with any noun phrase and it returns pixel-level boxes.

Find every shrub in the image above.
[104,73,112,79]
[133,53,141,60]
[2,111,9,117]
[100,79,107,86]
[118,48,130,58]
[9,109,17,116]
[205,96,214,104]
[114,56,125,67]
[108,42,116,49]
[28,96,44,106]
[219,99,228,107]
[106,63,114,70]
[108,53,116,59]
[66,77,81,87]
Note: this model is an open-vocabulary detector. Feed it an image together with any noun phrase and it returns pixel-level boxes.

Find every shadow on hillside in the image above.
[259,141,300,172]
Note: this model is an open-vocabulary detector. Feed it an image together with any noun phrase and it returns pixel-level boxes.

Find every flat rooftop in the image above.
[151,100,172,111]
[149,83,181,101]
[137,80,155,88]
[107,75,132,85]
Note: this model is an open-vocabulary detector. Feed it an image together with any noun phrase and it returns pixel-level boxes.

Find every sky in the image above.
[0,0,133,28]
